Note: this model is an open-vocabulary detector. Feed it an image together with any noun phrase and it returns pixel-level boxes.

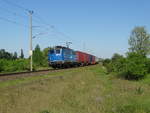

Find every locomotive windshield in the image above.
[56,49,60,54]
[50,50,54,54]
[49,49,61,54]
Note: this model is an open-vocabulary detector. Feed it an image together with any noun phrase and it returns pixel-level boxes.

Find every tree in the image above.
[43,47,50,58]
[33,44,44,66]
[0,49,13,60]
[13,52,18,60]
[20,49,24,59]
[128,26,150,56]
[43,47,53,59]
[42,47,53,67]
[111,53,124,62]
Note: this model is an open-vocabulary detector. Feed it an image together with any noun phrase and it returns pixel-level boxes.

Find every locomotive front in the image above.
[48,46,63,68]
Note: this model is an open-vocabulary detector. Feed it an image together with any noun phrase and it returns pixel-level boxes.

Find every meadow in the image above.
[0,65,150,113]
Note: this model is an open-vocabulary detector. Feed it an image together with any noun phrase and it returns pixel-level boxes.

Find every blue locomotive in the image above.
[48,46,77,68]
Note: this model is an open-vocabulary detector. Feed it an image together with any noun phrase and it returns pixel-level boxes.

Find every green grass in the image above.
[0,65,150,113]
[0,68,78,88]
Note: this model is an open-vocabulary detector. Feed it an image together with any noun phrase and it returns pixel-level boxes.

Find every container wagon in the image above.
[76,51,88,66]
[76,51,96,66]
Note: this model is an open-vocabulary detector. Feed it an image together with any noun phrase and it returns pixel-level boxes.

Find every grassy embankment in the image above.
[0,65,150,113]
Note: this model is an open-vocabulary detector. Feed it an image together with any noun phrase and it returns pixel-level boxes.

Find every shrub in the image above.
[103,54,126,74]
[105,62,113,73]
[111,54,126,73]
[0,59,30,72]
[102,58,111,66]
[12,59,30,71]
[102,58,113,73]
[121,52,148,80]
[103,52,148,80]
[0,59,5,72]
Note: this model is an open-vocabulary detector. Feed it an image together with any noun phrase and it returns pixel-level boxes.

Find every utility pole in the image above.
[29,10,33,71]
[66,42,72,48]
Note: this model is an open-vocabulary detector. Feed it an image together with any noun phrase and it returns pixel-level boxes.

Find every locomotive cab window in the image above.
[50,50,54,54]
[56,49,61,54]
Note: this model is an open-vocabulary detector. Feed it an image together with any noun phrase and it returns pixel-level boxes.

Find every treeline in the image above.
[0,49,24,60]
[0,45,52,73]
[103,26,150,80]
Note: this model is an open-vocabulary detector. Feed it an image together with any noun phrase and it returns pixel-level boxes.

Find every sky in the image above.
[0,0,150,58]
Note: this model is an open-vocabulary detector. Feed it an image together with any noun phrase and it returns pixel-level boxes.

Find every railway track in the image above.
[0,65,97,81]
[0,69,53,77]
[0,69,58,81]
[0,66,83,81]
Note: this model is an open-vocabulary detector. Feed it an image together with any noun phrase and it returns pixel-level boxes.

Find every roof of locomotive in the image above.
[54,46,97,57]
[55,46,74,50]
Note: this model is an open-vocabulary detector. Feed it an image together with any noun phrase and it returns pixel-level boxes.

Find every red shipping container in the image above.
[92,56,96,64]
[76,51,89,64]
[76,51,97,65]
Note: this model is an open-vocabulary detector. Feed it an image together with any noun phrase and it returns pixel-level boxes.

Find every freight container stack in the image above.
[76,51,96,65]
[76,51,85,65]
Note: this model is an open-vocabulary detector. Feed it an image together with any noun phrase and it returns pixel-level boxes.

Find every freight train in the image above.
[48,46,98,68]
